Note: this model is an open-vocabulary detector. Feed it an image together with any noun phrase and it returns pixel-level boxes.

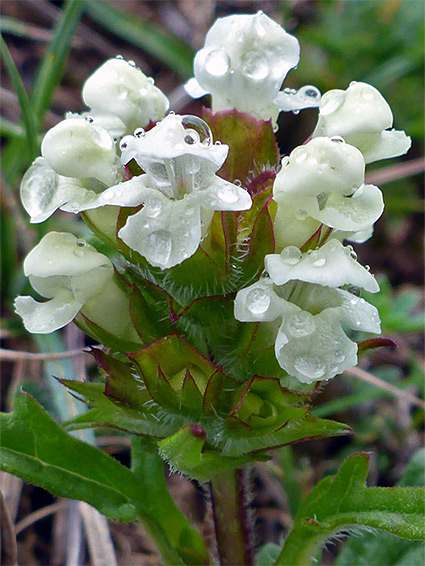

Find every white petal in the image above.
[24,232,113,279]
[234,279,295,323]
[314,184,384,232]
[265,239,379,292]
[184,78,209,99]
[337,289,381,334]
[202,177,252,211]
[275,309,358,383]
[273,201,321,249]
[82,58,169,135]
[20,158,76,223]
[192,12,300,122]
[77,176,152,210]
[118,193,202,269]
[313,82,393,140]
[120,114,228,167]
[359,129,412,163]
[41,118,120,185]
[273,137,365,199]
[14,292,82,334]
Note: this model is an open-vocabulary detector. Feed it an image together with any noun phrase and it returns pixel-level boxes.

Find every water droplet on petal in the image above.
[134,128,145,137]
[281,156,290,167]
[294,355,326,379]
[116,55,124,60]
[145,198,162,218]
[361,86,375,101]
[299,85,321,101]
[330,135,345,144]
[181,115,212,146]
[74,249,84,257]
[205,49,230,77]
[184,205,195,216]
[365,264,371,271]
[287,311,316,337]
[246,288,271,314]
[294,148,308,164]
[234,179,242,187]
[217,184,239,203]
[240,50,269,81]
[313,257,326,267]
[334,350,345,363]
[146,230,172,265]
[76,239,86,247]
[128,60,136,67]
[184,130,200,145]
[280,246,302,265]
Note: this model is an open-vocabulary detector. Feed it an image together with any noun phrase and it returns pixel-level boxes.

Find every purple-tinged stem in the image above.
[210,468,254,566]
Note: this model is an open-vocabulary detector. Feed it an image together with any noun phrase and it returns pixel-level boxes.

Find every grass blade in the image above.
[85,0,194,78]
[0,35,39,158]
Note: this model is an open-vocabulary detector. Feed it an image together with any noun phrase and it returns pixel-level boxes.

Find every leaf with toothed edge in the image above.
[275,453,425,566]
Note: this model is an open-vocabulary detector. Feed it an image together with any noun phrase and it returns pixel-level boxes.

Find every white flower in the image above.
[312,81,411,163]
[234,239,381,383]
[272,137,384,249]
[100,114,252,269]
[20,117,125,223]
[14,232,134,336]
[185,12,320,124]
[82,57,169,137]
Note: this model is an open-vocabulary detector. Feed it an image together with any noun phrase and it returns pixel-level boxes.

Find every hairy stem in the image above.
[210,468,254,566]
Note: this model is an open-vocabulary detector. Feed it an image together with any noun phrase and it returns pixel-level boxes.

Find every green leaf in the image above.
[256,543,281,566]
[335,449,425,566]
[158,424,263,483]
[0,393,208,565]
[275,453,425,566]
[0,35,38,158]
[85,0,194,78]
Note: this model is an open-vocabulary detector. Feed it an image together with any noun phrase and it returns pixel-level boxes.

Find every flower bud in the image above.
[82,58,169,137]
[41,117,121,185]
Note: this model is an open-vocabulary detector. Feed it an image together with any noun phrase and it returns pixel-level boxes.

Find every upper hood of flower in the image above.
[82,57,169,137]
[185,11,302,122]
[312,81,411,163]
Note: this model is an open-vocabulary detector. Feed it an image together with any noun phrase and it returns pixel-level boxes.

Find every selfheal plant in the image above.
[5,9,423,566]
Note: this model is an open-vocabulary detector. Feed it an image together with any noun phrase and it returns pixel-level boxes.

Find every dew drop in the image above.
[294,355,326,379]
[128,60,136,67]
[134,128,145,137]
[246,288,271,314]
[240,50,269,81]
[205,49,230,77]
[287,311,316,337]
[313,257,326,267]
[281,156,290,168]
[184,131,200,145]
[85,116,94,123]
[184,205,195,216]
[181,115,212,146]
[234,179,242,187]
[217,184,239,203]
[299,85,321,101]
[145,198,162,218]
[74,249,84,257]
[330,135,345,144]
[103,190,115,201]
[365,264,370,271]
[361,86,374,101]
[76,239,86,247]
[116,55,124,60]
[146,230,172,265]
[334,349,345,363]
[280,246,302,265]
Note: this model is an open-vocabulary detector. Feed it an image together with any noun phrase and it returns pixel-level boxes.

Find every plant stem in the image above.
[210,467,254,566]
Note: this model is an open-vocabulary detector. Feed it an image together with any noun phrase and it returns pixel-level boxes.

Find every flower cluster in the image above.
[15,11,410,393]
